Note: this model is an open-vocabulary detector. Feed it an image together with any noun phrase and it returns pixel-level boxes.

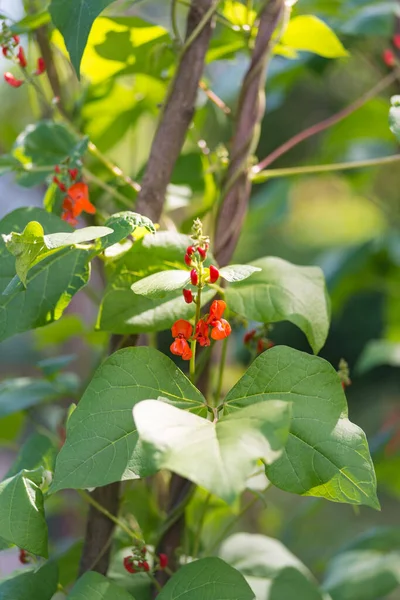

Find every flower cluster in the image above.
[2,29,45,88]
[123,547,168,574]
[243,327,274,355]
[52,165,95,226]
[383,34,400,68]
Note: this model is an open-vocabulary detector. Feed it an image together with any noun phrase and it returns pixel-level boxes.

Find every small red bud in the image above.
[18,549,29,565]
[17,46,27,68]
[183,289,193,303]
[383,49,395,67]
[198,246,207,259]
[159,553,168,569]
[186,245,195,256]
[257,339,264,354]
[138,560,150,572]
[394,34,400,50]
[53,176,67,192]
[184,253,192,267]
[68,168,78,181]
[123,556,136,574]
[2,46,8,57]
[12,35,20,46]
[4,72,24,88]
[35,57,46,75]
[209,265,219,283]
[141,547,147,555]
[190,269,198,286]
[54,165,61,174]
[244,329,256,344]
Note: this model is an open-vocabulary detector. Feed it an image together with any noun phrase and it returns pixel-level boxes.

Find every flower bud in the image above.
[186,245,195,256]
[383,49,395,67]
[190,269,198,286]
[184,253,192,266]
[4,72,24,88]
[159,553,168,569]
[394,34,400,50]
[183,289,193,303]
[35,57,46,76]
[17,46,27,68]
[209,265,219,283]
[198,246,207,259]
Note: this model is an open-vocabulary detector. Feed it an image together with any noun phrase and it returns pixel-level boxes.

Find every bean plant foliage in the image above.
[0,0,396,598]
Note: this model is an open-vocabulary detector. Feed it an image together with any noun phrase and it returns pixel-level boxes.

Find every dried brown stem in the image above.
[215,0,285,266]
[135,0,216,223]
[255,70,398,172]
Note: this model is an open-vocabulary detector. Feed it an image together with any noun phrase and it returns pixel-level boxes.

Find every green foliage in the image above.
[157,557,255,600]
[68,571,135,599]
[51,347,206,492]
[0,469,48,556]
[225,257,330,354]
[389,95,400,142]
[224,346,379,509]
[5,433,56,478]
[134,399,290,503]
[0,561,58,600]
[280,15,348,58]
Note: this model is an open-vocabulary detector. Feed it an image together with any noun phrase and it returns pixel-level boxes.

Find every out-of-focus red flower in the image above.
[211,318,231,340]
[195,319,210,347]
[4,72,24,87]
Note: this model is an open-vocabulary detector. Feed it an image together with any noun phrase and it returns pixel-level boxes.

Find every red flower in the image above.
[2,46,8,57]
[170,320,193,360]
[18,549,29,565]
[54,165,61,174]
[206,300,226,325]
[4,72,24,88]
[190,269,198,286]
[61,182,95,224]
[243,329,256,344]
[194,319,210,347]
[35,57,46,75]
[198,246,206,260]
[184,253,192,266]
[12,35,20,45]
[211,318,231,340]
[123,556,136,574]
[68,168,79,181]
[159,553,168,569]
[183,289,193,303]
[53,176,67,192]
[17,46,27,68]
[394,34,400,50]
[186,245,195,256]
[383,49,395,67]
[138,560,150,572]
[208,265,219,283]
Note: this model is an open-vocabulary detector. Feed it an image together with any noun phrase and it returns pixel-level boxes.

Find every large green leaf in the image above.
[51,347,206,492]
[0,373,79,417]
[131,269,190,298]
[219,533,325,600]
[225,257,330,354]
[224,346,379,509]
[0,469,48,556]
[281,15,348,58]
[67,571,135,599]
[0,208,90,342]
[134,399,290,503]
[219,264,262,283]
[323,529,400,600]
[98,232,216,333]
[101,211,156,249]
[157,557,255,600]
[49,0,118,76]
[0,561,58,600]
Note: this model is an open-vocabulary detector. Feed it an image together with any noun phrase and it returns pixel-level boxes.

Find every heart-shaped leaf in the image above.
[224,346,379,509]
[67,571,135,599]
[51,347,206,492]
[225,257,330,353]
[0,469,48,556]
[134,399,290,503]
[157,557,255,600]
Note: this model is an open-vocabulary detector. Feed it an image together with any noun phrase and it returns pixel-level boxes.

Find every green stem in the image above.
[87,142,141,193]
[251,153,400,182]
[192,492,212,558]
[171,0,182,43]
[146,572,162,592]
[82,168,133,207]
[181,0,221,55]
[78,490,141,542]
[207,495,259,554]
[214,336,228,407]
[190,285,202,382]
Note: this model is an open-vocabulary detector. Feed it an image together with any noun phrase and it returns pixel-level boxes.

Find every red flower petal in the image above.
[211,318,231,340]
[206,300,226,324]
[171,319,192,339]
[194,319,210,347]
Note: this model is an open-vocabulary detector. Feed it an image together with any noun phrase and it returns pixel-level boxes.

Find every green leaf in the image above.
[131,270,190,298]
[37,354,76,376]
[101,211,156,249]
[98,232,217,333]
[157,557,255,600]
[281,15,348,58]
[0,561,58,600]
[0,208,91,342]
[2,221,47,286]
[219,264,262,283]
[356,339,400,374]
[45,226,114,249]
[12,121,84,187]
[51,347,206,492]
[67,571,135,599]
[0,373,79,417]
[5,433,56,479]
[219,533,325,600]
[224,346,379,509]
[0,469,48,556]
[225,257,330,354]
[134,399,290,503]
[10,10,51,34]
[49,0,118,76]
[389,95,400,142]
